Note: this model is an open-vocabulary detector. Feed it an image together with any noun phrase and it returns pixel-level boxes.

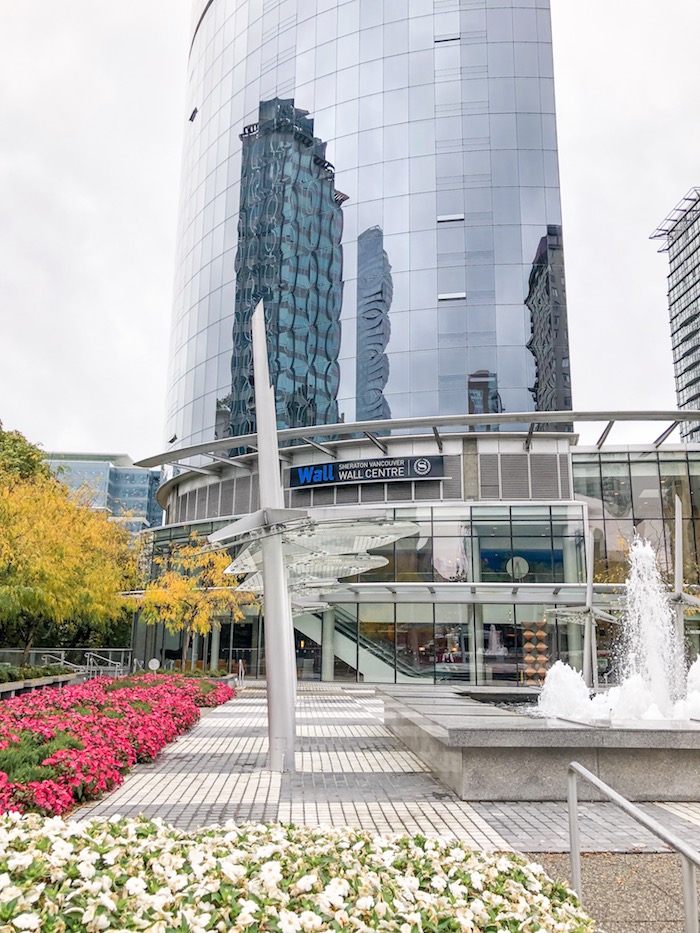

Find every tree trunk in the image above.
[21,626,36,666]
[181,629,191,670]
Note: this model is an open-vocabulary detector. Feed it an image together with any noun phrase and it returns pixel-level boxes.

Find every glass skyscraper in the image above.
[165,0,571,448]
[652,188,700,444]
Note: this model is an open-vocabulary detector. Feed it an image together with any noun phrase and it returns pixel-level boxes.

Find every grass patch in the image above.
[0,731,83,784]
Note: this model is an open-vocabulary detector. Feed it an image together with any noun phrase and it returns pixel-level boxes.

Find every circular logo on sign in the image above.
[414,458,432,476]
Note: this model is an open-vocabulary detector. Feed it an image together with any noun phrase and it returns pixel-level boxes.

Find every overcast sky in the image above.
[0,0,698,461]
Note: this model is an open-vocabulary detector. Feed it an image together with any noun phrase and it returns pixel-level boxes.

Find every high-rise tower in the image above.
[164,0,572,448]
[652,188,700,443]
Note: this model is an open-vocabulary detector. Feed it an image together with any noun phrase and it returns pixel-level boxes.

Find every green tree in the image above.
[0,420,50,481]
[140,534,251,666]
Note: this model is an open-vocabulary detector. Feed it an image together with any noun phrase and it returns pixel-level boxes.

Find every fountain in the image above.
[385,501,700,801]
[539,537,693,723]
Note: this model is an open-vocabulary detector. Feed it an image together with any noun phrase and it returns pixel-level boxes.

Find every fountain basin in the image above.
[382,687,700,801]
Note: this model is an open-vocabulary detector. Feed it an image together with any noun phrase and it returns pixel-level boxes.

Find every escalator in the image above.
[294,605,424,682]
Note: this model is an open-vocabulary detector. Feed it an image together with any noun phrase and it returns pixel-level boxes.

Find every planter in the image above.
[0,673,79,700]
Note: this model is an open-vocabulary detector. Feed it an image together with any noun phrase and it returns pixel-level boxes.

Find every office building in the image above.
[652,188,700,443]
[164,0,572,449]
[138,1,623,682]
[46,453,162,531]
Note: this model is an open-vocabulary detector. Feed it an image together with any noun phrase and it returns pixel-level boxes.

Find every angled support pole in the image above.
[524,422,535,452]
[251,300,297,772]
[654,421,680,448]
[596,421,614,449]
[301,437,337,459]
[364,431,388,455]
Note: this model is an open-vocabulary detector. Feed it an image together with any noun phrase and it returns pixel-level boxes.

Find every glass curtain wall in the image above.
[334,601,571,685]
[572,450,700,583]
[357,504,586,585]
[165,0,570,449]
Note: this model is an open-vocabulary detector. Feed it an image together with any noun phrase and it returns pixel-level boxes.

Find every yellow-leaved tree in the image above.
[140,533,251,666]
[0,471,137,661]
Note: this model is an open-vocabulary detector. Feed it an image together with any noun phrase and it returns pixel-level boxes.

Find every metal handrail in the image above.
[86,652,124,667]
[40,654,83,671]
[568,762,700,932]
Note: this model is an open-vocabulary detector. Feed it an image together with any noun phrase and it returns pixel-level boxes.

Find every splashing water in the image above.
[539,537,696,722]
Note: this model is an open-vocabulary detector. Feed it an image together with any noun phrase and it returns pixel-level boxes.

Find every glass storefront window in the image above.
[395,534,433,581]
[510,535,554,582]
[479,536,513,582]
[396,606,434,681]
[435,604,473,683]
[604,519,635,578]
[358,603,395,684]
[432,537,473,582]
[396,623,435,681]
[660,460,692,519]
[479,605,517,683]
[572,461,603,519]
[601,462,633,520]
[630,461,662,519]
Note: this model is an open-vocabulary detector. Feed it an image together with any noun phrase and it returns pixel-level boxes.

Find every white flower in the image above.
[470,871,485,891]
[279,909,302,933]
[220,858,247,883]
[259,861,283,885]
[50,838,74,859]
[125,877,148,897]
[355,897,374,912]
[294,874,318,893]
[0,873,11,891]
[7,853,34,871]
[12,914,41,931]
[1,886,24,903]
[299,910,323,931]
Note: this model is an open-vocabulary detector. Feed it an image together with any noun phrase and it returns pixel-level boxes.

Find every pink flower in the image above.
[0,674,234,816]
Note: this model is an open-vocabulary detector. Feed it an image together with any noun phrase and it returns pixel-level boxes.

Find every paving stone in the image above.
[72,683,700,861]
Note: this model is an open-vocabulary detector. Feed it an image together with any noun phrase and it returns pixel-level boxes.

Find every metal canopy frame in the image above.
[328,580,625,609]
[139,410,700,471]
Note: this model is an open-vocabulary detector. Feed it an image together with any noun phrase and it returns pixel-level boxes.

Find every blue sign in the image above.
[289,456,445,488]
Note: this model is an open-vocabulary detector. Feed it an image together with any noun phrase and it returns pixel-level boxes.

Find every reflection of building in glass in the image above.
[525,225,572,420]
[652,188,700,442]
[163,0,573,447]
[215,394,232,441]
[230,98,345,437]
[468,371,503,420]
[356,227,392,423]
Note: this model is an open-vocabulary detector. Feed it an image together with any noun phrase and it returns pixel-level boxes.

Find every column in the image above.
[191,634,198,672]
[321,609,336,682]
[209,625,221,673]
[563,536,584,671]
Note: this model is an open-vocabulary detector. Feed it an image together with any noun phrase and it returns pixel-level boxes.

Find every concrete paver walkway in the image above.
[76,683,700,858]
[74,683,700,932]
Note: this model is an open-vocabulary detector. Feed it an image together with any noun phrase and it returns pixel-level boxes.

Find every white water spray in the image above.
[539,537,696,722]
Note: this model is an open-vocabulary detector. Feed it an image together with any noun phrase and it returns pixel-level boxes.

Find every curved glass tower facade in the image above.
[165,0,571,448]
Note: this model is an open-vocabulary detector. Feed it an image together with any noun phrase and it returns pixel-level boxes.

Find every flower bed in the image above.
[0,816,593,932]
[0,674,233,816]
